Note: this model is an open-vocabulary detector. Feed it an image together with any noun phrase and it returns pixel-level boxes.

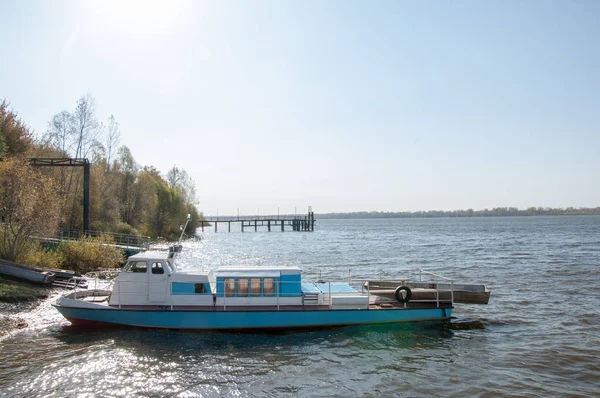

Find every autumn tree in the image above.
[0,100,33,156]
[153,179,184,238]
[0,132,6,158]
[0,157,63,261]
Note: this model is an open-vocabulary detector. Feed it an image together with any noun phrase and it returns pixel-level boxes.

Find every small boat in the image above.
[0,259,55,284]
[52,249,490,331]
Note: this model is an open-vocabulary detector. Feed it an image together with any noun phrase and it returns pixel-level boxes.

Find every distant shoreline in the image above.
[316,207,600,219]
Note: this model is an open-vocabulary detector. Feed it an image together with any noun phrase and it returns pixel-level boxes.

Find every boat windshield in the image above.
[123,261,148,273]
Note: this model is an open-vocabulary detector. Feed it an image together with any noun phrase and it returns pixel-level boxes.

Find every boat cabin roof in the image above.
[127,251,172,262]
[215,266,301,278]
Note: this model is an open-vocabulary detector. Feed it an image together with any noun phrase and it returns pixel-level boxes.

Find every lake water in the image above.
[1,216,599,397]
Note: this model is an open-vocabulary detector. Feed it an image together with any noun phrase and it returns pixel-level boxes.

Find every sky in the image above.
[1,0,599,215]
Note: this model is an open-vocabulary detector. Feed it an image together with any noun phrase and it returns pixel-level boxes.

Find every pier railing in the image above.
[58,229,151,250]
[204,215,308,222]
[199,212,315,232]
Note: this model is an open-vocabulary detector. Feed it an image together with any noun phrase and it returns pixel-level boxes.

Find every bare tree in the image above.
[44,94,104,159]
[45,110,75,156]
[42,94,104,229]
[105,114,120,171]
[73,93,101,159]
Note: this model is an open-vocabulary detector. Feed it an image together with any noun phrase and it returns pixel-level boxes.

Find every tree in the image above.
[0,131,6,158]
[42,94,105,229]
[73,93,101,158]
[117,145,139,225]
[34,93,204,239]
[167,165,197,205]
[105,114,120,172]
[45,110,75,156]
[0,157,63,261]
[153,180,183,237]
[43,94,104,160]
[0,100,33,156]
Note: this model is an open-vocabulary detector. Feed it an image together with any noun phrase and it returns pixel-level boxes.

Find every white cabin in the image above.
[108,252,308,307]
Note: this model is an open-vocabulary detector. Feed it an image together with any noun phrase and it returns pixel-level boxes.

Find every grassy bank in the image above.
[0,276,51,303]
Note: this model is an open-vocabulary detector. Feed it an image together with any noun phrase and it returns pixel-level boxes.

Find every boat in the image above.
[0,258,55,284]
[52,250,490,331]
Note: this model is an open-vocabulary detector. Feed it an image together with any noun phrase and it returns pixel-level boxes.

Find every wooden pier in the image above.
[200,212,315,232]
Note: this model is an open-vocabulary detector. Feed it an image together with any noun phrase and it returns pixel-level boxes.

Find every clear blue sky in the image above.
[1,0,599,215]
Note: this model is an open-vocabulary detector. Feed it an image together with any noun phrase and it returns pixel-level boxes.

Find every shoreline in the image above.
[0,313,29,337]
[0,277,53,337]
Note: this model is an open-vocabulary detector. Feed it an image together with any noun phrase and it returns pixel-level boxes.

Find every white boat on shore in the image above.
[0,259,55,284]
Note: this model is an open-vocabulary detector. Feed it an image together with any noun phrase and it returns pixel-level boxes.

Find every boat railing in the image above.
[213,277,452,310]
[69,270,120,299]
[349,269,455,308]
[418,269,454,307]
[88,273,454,309]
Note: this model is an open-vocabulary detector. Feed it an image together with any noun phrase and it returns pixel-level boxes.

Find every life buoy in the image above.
[395,286,412,303]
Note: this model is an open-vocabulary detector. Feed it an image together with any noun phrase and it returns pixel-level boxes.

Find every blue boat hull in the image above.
[53,305,453,330]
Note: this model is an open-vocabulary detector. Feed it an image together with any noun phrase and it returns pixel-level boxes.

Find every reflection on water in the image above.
[2,322,458,397]
[1,216,599,397]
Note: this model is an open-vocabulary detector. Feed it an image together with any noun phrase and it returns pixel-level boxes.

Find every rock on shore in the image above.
[0,315,28,337]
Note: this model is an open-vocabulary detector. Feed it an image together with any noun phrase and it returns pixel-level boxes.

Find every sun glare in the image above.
[88,0,188,37]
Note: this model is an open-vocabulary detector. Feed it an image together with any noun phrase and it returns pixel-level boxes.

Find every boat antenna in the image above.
[168,214,191,262]
[178,214,192,244]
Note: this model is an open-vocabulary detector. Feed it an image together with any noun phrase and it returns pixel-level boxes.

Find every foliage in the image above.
[0,130,6,158]
[0,157,64,261]
[0,276,50,303]
[21,247,64,270]
[167,165,197,205]
[114,222,140,236]
[0,94,204,245]
[58,236,123,274]
[0,100,33,156]
[153,179,183,238]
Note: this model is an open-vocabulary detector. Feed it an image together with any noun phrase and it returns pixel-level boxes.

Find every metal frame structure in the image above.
[28,158,90,232]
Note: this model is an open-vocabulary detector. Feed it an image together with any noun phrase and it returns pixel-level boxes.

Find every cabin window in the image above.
[125,261,147,273]
[224,278,235,297]
[250,278,261,296]
[151,262,164,274]
[195,283,207,294]
[237,279,248,296]
[264,278,275,296]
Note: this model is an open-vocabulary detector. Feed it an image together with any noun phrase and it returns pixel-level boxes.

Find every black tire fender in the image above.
[395,286,412,303]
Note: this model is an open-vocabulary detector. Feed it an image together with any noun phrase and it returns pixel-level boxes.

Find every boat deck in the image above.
[98,301,453,312]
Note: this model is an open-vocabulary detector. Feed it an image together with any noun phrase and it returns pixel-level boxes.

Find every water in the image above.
[1,216,599,397]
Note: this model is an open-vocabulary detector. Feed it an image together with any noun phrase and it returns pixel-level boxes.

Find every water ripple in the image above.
[1,216,599,397]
